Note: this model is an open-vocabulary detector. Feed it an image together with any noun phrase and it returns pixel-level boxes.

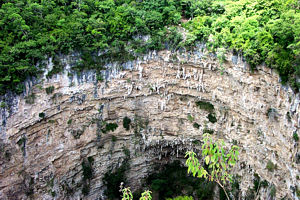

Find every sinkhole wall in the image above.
[0,47,299,200]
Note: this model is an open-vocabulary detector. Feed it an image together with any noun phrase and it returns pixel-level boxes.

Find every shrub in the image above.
[45,86,55,94]
[269,184,276,199]
[81,158,94,195]
[193,122,200,129]
[0,102,6,108]
[123,117,131,131]
[266,160,277,172]
[296,186,300,198]
[207,113,217,123]
[103,161,129,199]
[112,135,117,142]
[82,160,93,181]
[39,112,45,118]
[187,114,194,122]
[146,161,215,200]
[203,128,214,134]
[195,101,214,112]
[67,119,72,125]
[25,93,36,104]
[96,74,104,82]
[293,132,299,142]
[102,123,118,134]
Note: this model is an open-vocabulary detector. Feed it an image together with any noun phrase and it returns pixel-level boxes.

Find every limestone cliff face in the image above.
[0,48,299,200]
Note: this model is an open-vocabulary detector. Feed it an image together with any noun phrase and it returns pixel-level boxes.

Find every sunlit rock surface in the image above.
[0,47,299,200]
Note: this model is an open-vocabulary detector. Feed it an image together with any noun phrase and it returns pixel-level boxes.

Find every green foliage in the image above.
[193,122,200,129]
[195,101,214,112]
[185,134,239,200]
[203,128,214,134]
[104,148,130,199]
[207,113,217,123]
[25,93,36,104]
[96,74,104,82]
[266,160,277,172]
[123,117,131,131]
[121,187,152,200]
[111,135,117,142]
[67,119,72,125]
[45,86,55,95]
[245,173,269,199]
[1,0,299,94]
[81,158,94,195]
[146,161,215,200]
[293,132,299,142]
[39,112,45,118]
[17,137,26,147]
[0,102,6,108]
[82,160,93,181]
[187,114,194,122]
[17,136,26,155]
[296,186,300,198]
[184,0,300,91]
[0,0,186,94]
[103,161,129,199]
[122,147,131,159]
[102,122,118,134]
[269,184,276,198]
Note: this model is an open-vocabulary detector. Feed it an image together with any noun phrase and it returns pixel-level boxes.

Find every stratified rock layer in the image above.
[0,48,299,200]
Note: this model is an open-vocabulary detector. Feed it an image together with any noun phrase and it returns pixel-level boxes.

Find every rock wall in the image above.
[0,47,299,200]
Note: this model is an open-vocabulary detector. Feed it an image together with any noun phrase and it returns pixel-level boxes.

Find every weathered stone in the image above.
[0,49,299,200]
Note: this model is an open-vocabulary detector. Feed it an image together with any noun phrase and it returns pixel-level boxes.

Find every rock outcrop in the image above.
[0,47,299,199]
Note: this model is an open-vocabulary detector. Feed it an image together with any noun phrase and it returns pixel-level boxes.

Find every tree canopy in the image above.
[0,0,299,94]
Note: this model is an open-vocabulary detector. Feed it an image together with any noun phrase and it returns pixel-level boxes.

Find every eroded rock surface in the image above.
[0,48,299,199]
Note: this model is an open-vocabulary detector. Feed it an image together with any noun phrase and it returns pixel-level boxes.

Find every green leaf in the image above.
[205,156,210,165]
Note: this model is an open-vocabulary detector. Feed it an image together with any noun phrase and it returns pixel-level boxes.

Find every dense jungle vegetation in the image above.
[0,0,299,94]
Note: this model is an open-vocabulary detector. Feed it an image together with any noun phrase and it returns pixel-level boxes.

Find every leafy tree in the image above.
[0,0,299,94]
[185,134,239,200]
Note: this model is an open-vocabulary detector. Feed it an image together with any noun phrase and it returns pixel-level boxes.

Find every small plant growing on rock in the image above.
[207,113,217,123]
[123,117,131,131]
[25,93,36,104]
[266,160,277,172]
[268,184,276,199]
[17,137,26,154]
[293,132,299,142]
[39,112,45,118]
[97,74,104,82]
[195,101,214,112]
[193,122,200,129]
[81,158,94,195]
[67,119,72,125]
[102,122,118,134]
[0,102,6,108]
[112,135,117,142]
[45,86,55,94]
[187,114,194,122]
[203,128,214,134]
[185,133,239,200]
[121,186,152,200]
